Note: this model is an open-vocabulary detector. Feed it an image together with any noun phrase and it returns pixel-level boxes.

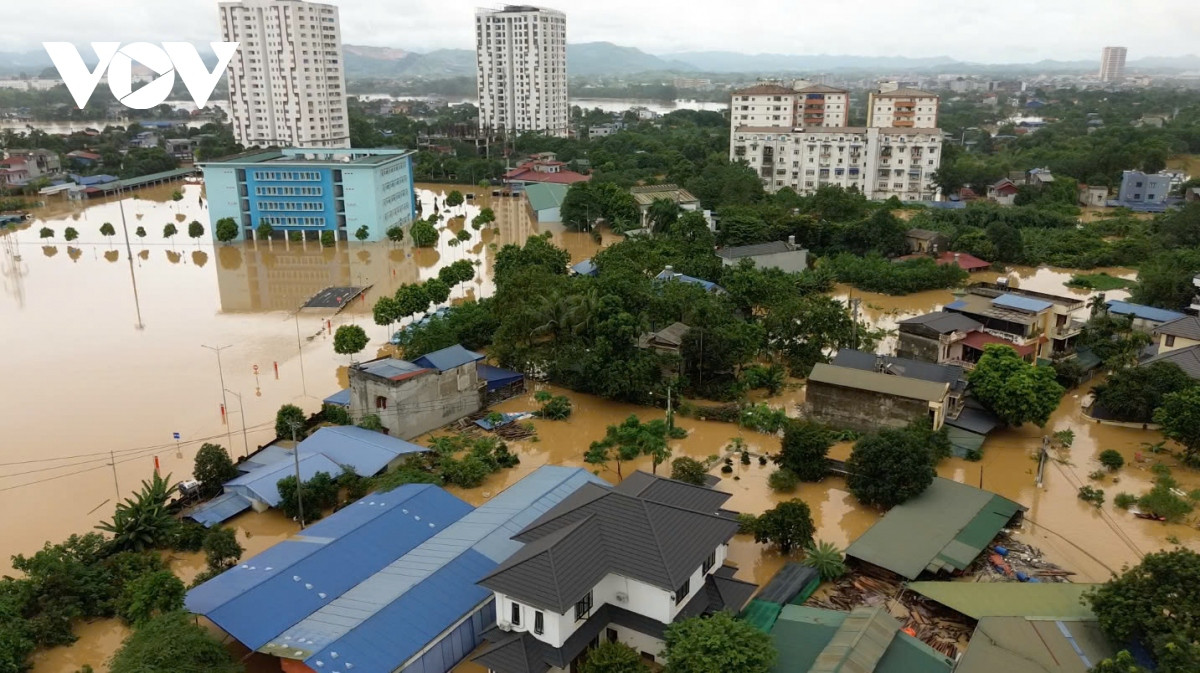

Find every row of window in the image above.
[258,216,326,227]
[255,186,322,196]
[258,201,325,212]
[253,170,322,181]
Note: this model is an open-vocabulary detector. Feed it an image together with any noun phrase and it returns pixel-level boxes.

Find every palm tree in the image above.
[1087,293,1107,318]
[529,293,574,344]
[566,288,602,337]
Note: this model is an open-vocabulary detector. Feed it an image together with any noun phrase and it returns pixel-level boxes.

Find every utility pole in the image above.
[850,297,861,350]
[289,421,305,528]
[225,389,250,458]
[109,450,120,499]
[666,385,673,433]
[202,344,233,447]
[117,186,144,329]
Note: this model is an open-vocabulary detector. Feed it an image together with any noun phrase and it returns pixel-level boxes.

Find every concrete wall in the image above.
[805,381,938,432]
[1119,172,1172,204]
[897,332,941,362]
[1159,333,1200,354]
[348,364,482,439]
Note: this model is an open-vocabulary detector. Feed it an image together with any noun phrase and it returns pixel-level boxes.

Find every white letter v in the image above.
[43,42,120,109]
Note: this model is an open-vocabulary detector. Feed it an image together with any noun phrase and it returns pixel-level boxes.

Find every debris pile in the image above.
[970,533,1075,582]
[805,564,972,658]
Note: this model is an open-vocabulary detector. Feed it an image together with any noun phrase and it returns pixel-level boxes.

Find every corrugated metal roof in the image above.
[412,344,485,372]
[273,466,603,671]
[478,364,524,391]
[807,363,949,403]
[810,607,899,673]
[297,426,428,477]
[239,445,294,473]
[323,388,351,407]
[906,582,1100,620]
[185,485,469,650]
[1104,300,1185,324]
[991,293,1054,313]
[629,184,699,207]
[655,268,723,292]
[768,605,954,673]
[954,618,1113,673]
[357,358,430,381]
[226,453,344,507]
[845,478,1023,580]
[570,258,597,276]
[898,311,983,335]
[832,350,966,391]
[185,492,252,527]
[523,182,569,212]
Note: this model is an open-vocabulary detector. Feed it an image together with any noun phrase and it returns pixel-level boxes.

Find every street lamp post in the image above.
[224,388,250,458]
[288,420,306,529]
[201,344,233,447]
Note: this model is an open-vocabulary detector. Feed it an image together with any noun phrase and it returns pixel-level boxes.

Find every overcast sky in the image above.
[12,0,1200,63]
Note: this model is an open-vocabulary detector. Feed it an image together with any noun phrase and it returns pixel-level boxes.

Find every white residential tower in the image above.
[475,5,569,137]
[1099,46,1127,83]
[218,0,350,148]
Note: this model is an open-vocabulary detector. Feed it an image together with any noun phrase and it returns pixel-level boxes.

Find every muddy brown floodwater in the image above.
[6,184,1197,670]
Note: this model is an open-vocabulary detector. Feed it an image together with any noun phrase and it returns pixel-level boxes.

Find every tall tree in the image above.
[775,421,833,482]
[968,344,1064,427]
[193,443,237,498]
[187,221,204,241]
[662,612,776,673]
[1153,387,1200,466]
[333,324,369,360]
[585,415,672,479]
[214,218,238,243]
[108,612,243,673]
[753,499,816,554]
[845,427,936,509]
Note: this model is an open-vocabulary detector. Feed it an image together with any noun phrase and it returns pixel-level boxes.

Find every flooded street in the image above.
[5,181,1197,670]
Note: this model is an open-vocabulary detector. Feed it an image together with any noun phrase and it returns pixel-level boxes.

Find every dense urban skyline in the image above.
[8,0,1200,63]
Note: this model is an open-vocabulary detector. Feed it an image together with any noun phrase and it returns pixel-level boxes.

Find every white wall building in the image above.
[472,472,756,673]
[728,82,849,130]
[866,88,940,129]
[218,0,349,149]
[731,126,942,201]
[795,84,850,127]
[1100,46,1128,83]
[475,5,569,138]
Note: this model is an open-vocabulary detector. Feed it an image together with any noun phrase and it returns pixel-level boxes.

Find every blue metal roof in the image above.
[273,466,604,673]
[185,485,473,651]
[571,258,598,276]
[239,445,293,473]
[478,364,524,392]
[655,269,724,293]
[323,388,351,407]
[298,426,428,477]
[991,293,1053,313]
[226,453,344,507]
[1105,300,1185,324]
[412,344,485,372]
[186,492,252,527]
[945,300,967,310]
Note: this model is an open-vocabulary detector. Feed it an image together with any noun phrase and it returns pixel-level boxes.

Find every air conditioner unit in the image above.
[615,592,628,603]
[497,620,512,632]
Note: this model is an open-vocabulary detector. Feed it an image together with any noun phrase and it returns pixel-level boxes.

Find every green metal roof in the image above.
[945,425,986,458]
[769,605,954,673]
[845,478,1024,580]
[807,364,949,403]
[523,182,569,213]
[743,599,784,633]
[810,607,898,673]
[906,582,1100,620]
[954,617,1114,673]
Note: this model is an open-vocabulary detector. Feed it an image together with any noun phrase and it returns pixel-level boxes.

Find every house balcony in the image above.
[1051,320,1085,340]
[1191,294,1200,313]
[983,328,1040,347]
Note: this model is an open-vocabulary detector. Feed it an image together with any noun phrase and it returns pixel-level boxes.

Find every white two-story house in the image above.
[471,472,757,673]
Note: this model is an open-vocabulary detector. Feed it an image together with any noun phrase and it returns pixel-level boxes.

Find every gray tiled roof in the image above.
[898,310,983,335]
[716,240,801,259]
[1143,344,1200,380]
[612,471,731,512]
[480,474,739,613]
[832,349,967,392]
[1154,315,1200,341]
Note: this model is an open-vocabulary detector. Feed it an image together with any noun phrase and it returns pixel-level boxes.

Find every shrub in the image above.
[670,457,708,486]
[767,468,799,493]
[720,464,733,474]
[735,513,758,535]
[775,421,832,482]
[1114,493,1137,510]
[753,499,816,553]
[537,394,573,420]
[801,540,847,581]
[1099,450,1125,471]
[1078,485,1105,508]
[275,404,306,439]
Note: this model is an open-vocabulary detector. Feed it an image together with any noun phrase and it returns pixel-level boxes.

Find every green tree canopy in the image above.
[333,324,369,357]
[579,641,651,673]
[214,217,238,242]
[845,425,936,509]
[116,570,184,625]
[64,226,79,241]
[255,221,273,239]
[394,283,431,320]
[193,443,237,498]
[662,611,776,673]
[188,221,204,239]
[99,222,116,238]
[202,526,243,572]
[410,218,439,247]
[424,278,451,305]
[753,499,816,554]
[775,421,833,482]
[275,403,306,438]
[108,612,243,673]
[355,225,370,241]
[445,190,464,207]
[385,225,404,243]
[968,344,1064,426]
[1093,361,1193,423]
[669,457,708,485]
[585,414,673,479]
[1087,549,1200,673]
[163,223,178,239]
[1153,387,1200,466]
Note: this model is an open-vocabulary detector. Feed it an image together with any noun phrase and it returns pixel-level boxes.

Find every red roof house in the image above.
[895,251,991,272]
[503,160,590,186]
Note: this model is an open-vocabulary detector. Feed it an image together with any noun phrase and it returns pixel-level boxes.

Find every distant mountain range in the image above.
[2,43,1199,80]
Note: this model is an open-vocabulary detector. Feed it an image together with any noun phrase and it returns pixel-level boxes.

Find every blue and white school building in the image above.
[203,148,417,242]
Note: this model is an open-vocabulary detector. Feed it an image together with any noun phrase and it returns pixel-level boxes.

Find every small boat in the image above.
[1130,508,1166,521]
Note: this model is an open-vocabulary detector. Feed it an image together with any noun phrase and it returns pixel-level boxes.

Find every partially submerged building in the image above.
[630,184,701,229]
[905,582,1101,621]
[944,283,1086,361]
[715,236,809,273]
[186,466,603,673]
[804,362,951,432]
[845,477,1024,580]
[472,471,757,672]
[1104,300,1185,333]
[954,618,1114,673]
[638,322,692,355]
[348,345,486,439]
[896,310,983,364]
[831,349,967,410]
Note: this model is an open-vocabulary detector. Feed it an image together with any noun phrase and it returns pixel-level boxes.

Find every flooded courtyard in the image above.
[3,183,1198,671]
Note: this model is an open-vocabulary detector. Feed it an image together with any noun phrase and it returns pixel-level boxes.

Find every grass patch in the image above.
[1066,272,1134,291]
